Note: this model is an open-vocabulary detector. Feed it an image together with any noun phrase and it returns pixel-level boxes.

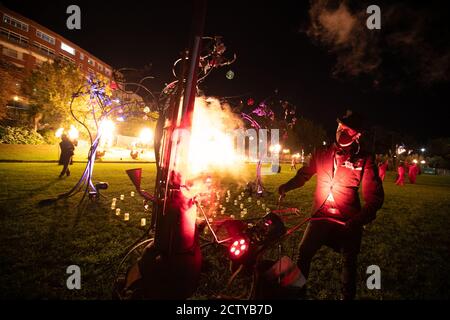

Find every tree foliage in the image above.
[21,60,86,128]
[294,117,327,154]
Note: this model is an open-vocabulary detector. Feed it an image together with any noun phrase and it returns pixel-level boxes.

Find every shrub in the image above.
[38,128,60,144]
[0,125,45,145]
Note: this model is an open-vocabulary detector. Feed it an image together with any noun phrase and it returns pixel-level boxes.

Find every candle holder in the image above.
[124,213,129,221]
[120,194,125,200]
[130,191,135,197]
[115,208,121,216]
[140,218,146,227]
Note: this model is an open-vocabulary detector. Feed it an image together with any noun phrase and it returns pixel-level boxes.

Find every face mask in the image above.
[336,130,355,147]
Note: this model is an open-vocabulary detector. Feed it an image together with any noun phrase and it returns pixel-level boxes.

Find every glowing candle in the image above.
[120,194,124,200]
[234,200,238,205]
[140,218,146,227]
[240,203,244,209]
[261,204,266,209]
[257,200,261,206]
[230,215,235,219]
[131,191,135,197]
[248,197,252,203]
[115,208,121,216]
[238,195,242,201]
[111,203,116,210]
[124,213,129,221]
[112,198,117,202]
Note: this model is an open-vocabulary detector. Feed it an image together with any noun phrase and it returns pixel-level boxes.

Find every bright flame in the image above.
[412,159,418,164]
[420,160,426,164]
[55,127,64,138]
[13,95,19,102]
[68,125,79,140]
[99,119,115,148]
[186,97,243,177]
[282,149,290,154]
[139,127,153,145]
[269,144,282,153]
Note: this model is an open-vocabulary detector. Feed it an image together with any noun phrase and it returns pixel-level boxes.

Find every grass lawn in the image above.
[0,161,449,299]
[0,144,153,162]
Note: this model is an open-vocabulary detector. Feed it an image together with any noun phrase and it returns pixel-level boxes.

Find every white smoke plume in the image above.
[306,0,450,87]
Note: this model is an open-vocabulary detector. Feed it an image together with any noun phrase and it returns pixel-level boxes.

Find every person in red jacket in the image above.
[278,110,384,300]
[395,162,405,186]
[408,162,419,184]
[378,159,388,182]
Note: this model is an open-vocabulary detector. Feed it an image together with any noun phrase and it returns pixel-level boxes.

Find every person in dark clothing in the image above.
[58,134,75,178]
[278,111,384,300]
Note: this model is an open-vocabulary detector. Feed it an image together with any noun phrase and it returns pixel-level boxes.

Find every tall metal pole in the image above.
[137,0,207,299]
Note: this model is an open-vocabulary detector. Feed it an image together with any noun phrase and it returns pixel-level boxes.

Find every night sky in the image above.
[2,0,449,142]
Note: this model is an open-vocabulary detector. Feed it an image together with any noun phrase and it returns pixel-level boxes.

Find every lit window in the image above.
[61,42,75,55]
[80,52,84,60]
[0,27,28,46]
[33,41,55,57]
[58,53,75,64]
[3,14,29,32]
[36,30,55,45]
[87,58,95,66]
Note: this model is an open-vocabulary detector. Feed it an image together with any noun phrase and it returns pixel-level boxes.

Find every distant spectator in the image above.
[58,134,75,178]
[408,162,419,184]
[378,159,388,182]
[395,162,405,186]
[290,157,297,170]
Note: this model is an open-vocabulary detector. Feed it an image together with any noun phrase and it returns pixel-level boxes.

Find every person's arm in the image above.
[349,155,384,227]
[279,151,318,194]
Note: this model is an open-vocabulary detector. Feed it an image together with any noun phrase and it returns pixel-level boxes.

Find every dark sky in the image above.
[2,0,449,142]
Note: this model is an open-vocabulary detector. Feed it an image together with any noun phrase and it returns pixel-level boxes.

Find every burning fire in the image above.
[175,97,248,200]
[187,97,244,178]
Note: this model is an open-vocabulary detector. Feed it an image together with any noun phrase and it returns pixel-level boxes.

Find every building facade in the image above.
[0,5,112,79]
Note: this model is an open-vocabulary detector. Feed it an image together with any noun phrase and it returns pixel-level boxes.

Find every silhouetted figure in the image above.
[59,134,75,178]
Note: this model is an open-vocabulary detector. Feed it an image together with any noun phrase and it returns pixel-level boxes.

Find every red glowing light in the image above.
[229,237,249,260]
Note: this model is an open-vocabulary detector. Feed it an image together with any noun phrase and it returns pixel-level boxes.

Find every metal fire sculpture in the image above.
[114,1,244,299]
[39,77,138,205]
